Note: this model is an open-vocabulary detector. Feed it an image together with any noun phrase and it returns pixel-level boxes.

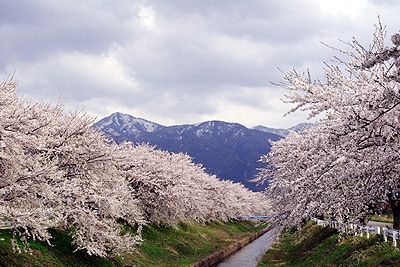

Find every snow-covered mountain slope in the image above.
[95,112,164,137]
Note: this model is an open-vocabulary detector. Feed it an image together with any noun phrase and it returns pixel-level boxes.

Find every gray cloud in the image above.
[1,0,399,128]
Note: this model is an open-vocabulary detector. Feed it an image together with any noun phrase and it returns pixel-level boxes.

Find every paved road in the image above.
[213,228,279,267]
[367,220,393,229]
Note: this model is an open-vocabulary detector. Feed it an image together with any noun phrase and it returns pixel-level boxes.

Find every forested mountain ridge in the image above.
[95,112,301,191]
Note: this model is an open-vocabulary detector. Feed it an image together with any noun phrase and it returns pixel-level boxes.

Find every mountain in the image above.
[95,112,286,191]
[252,122,315,136]
[252,125,290,136]
[94,112,165,139]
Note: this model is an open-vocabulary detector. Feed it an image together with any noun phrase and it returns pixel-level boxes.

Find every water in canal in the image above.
[212,228,279,267]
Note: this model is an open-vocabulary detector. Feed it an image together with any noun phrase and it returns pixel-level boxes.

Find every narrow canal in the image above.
[212,228,279,267]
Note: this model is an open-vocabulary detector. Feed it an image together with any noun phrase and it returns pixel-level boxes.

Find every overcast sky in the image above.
[1,0,399,128]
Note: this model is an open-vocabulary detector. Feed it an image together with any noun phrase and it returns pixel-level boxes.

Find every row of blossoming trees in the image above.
[0,77,270,257]
[255,22,400,231]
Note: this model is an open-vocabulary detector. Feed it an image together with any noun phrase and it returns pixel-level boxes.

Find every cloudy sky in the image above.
[1,0,399,128]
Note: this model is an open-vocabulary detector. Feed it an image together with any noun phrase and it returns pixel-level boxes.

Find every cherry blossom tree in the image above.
[0,75,270,257]
[256,21,400,229]
[0,77,143,256]
[116,142,270,225]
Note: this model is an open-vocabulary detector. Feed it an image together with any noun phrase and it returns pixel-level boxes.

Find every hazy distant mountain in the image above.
[95,113,307,191]
[252,126,290,136]
[252,123,315,136]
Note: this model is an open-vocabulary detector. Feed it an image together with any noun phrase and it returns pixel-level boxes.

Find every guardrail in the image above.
[312,218,398,247]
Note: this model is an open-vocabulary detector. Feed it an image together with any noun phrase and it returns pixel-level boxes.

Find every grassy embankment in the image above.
[258,220,400,267]
[0,219,267,267]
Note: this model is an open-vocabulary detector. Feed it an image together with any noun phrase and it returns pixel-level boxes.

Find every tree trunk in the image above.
[359,216,367,226]
[387,193,400,230]
[391,202,400,230]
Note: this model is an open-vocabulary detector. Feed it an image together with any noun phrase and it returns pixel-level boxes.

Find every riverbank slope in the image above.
[258,221,400,266]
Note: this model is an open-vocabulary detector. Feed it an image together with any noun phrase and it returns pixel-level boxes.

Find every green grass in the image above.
[0,228,113,267]
[0,219,267,267]
[258,221,400,267]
